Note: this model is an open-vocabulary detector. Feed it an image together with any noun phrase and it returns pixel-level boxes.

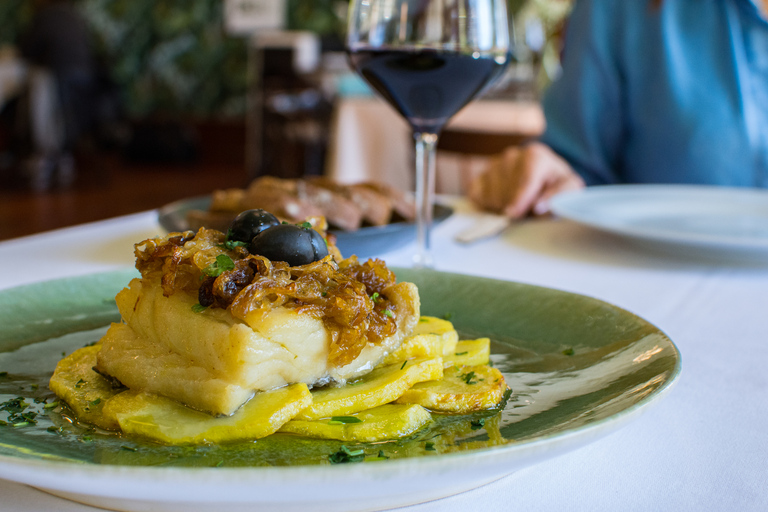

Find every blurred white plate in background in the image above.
[551,185,768,261]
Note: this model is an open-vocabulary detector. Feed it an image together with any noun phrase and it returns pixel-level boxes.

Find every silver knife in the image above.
[454,214,512,244]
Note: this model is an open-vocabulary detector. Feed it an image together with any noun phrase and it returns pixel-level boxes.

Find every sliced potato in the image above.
[295,357,443,421]
[381,316,458,365]
[48,344,125,430]
[395,364,506,414]
[101,383,311,445]
[280,403,431,442]
[443,338,490,368]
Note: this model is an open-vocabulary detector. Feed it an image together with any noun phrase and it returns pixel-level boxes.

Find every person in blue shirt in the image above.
[470,0,768,217]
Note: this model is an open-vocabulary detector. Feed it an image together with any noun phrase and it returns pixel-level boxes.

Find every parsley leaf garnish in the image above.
[425,442,436,451]
[470,418,486,430]
[0,397,29,414]
[329,445,365,464]
[218,240,248,251]
[460,371,478,385]
[191,303,208,313]
[202,254,235,277]
[327,416,363,425]
[454,351,468,356]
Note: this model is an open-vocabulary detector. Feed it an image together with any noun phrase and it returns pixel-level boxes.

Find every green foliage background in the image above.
[0,0,347,119]
[0,0,569,117]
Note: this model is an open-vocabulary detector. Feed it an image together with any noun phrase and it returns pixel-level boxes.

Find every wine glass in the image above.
[346,0,510,267]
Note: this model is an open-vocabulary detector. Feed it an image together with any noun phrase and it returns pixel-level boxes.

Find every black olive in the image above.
[308,227,330,260]
[249,224,329,266]
[227,209,280,243]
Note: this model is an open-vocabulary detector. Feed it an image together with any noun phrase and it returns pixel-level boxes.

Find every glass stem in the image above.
[413,131,439,268]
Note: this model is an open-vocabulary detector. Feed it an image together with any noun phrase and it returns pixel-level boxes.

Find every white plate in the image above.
[550,185,768,261]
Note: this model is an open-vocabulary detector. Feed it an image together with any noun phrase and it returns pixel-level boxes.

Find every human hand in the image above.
[468,142,585,218]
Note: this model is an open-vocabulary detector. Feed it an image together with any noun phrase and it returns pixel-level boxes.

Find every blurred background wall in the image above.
[0,0,349,120]
[0,0,571,120]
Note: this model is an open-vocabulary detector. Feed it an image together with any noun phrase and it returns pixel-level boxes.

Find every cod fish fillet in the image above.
[97,277,419,416]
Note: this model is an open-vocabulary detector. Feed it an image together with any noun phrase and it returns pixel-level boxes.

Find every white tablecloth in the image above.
[0,200,766,511]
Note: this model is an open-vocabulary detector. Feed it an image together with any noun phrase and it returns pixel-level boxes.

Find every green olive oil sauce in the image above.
[0,326,523,467]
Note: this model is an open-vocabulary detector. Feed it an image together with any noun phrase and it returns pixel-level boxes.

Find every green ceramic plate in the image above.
[0,269,680,512]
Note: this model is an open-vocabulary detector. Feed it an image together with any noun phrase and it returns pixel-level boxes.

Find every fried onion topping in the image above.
[133,228,401,366]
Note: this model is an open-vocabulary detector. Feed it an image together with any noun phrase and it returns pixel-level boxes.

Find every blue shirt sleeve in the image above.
[539,0,768,188]
[540,0,625,186]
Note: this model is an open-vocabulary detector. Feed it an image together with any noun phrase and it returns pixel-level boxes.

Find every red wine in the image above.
[348,49,507,133]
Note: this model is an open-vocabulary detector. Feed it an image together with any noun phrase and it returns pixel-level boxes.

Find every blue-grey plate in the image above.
[157,196,453,260]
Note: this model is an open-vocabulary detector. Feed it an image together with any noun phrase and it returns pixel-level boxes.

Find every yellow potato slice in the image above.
[101,383,311,445]
[48,345,125,431]
[443,338,491,368]
[280,403,431,442]
[380,316,458,365]
[295,357,443,421]
[395,364,507,414]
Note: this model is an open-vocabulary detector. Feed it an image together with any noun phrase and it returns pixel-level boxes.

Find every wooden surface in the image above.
[0,122,249,242]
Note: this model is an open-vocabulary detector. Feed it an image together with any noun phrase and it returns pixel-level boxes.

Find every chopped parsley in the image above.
[218,240,248,251]
[74,379,85,389]
[370,292,380,303]
[191,303,208,313]
[384,309,394,318]
[425,442,436,451]
[202,254,235,277]
[460,371,478,385]
[0,397,28,414]
[121,445,138,452]
[400,361,407,370]
[470,418,486,430]
[90,398,101,406]
[327,416,363,425]
[562,347,575,356]
[297,221,312,229]
[329,445,365,464]
[0,398,38,427]
[454,351,468,356]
